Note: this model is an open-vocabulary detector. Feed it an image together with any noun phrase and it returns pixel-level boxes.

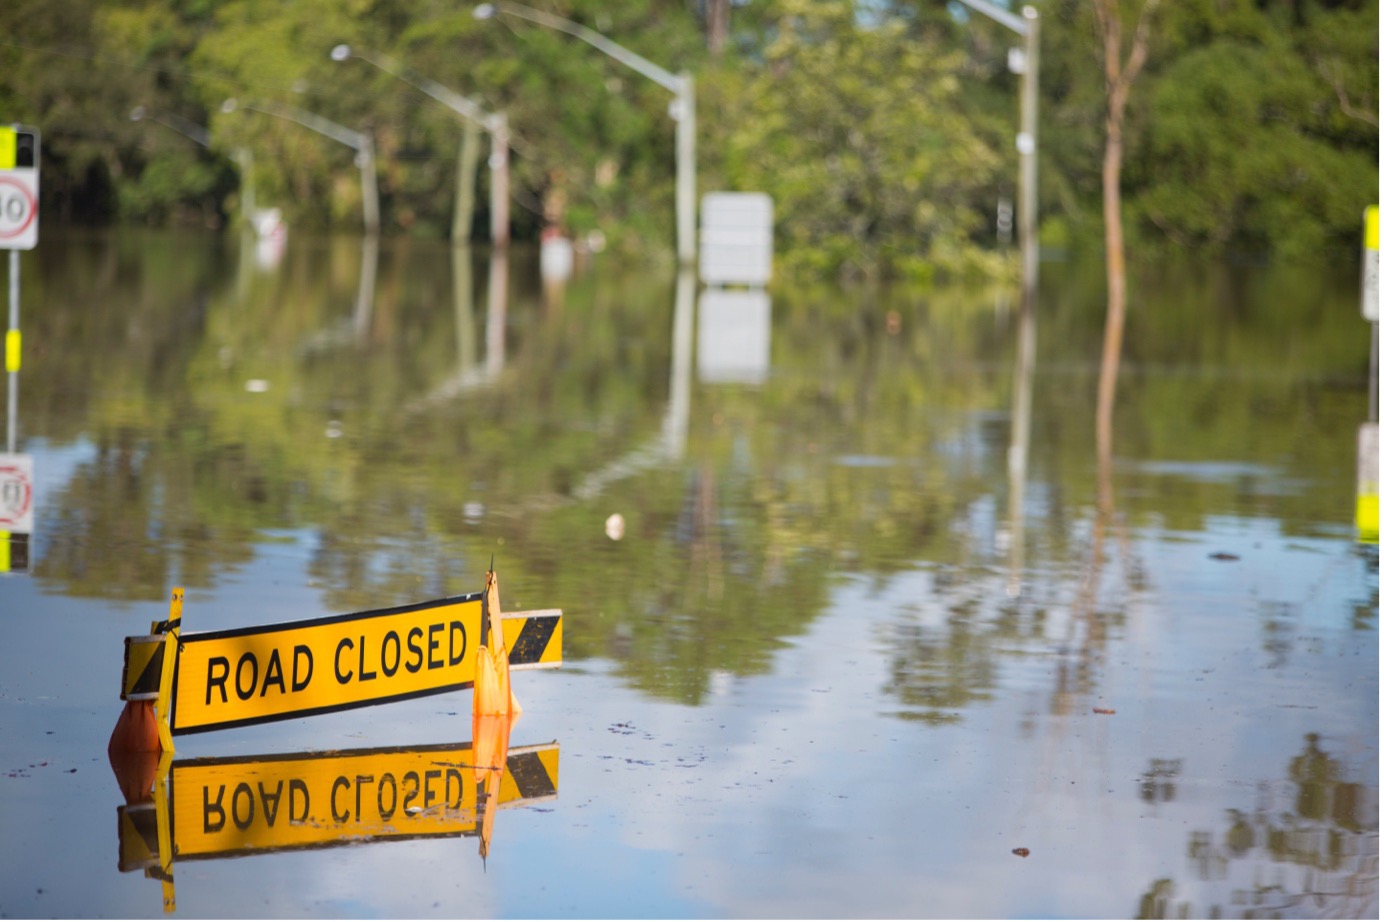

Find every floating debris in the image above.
[1208,551,1240,561]
[1012,847,1030,858]
[1093,708,1117,715]
[605,513,626,541]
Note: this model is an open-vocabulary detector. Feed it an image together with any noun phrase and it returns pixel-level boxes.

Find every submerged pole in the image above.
[6,250,17,453]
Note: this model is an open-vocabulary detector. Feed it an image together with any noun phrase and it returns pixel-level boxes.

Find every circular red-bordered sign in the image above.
[0,175,37,240]
[0,462,33,528]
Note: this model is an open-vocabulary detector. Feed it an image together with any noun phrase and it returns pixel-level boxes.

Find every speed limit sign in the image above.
[0,127,38,250]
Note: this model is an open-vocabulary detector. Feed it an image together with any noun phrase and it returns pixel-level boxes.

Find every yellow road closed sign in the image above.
[171,594,484,733]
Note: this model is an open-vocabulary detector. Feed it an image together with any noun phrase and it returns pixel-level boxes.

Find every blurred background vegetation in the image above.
[0,0,1375,279]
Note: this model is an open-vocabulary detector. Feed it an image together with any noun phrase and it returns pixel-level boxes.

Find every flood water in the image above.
[0,230,1376,919]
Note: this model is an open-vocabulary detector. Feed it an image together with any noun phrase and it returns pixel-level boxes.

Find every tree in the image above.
[703,0,730,56]
[462,0,705,250]
[189,0,384,230]
[0,0,1373,268]
[1093,0,1159,476]
[1127,2,1377,258]
[706,0,1007,281]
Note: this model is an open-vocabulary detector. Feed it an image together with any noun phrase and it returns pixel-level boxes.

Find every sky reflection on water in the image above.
[0,232,1376,918]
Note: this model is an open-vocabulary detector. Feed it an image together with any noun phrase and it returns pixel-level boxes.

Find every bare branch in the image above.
[1123,0,1162,87]
[1318,58,1378,128]
[1092,0,1122,91]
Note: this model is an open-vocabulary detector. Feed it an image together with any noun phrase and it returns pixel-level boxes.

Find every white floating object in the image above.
[605,513,626,541]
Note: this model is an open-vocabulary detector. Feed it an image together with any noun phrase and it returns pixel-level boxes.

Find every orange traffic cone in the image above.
[473,567,522,718]
[108,700,164,805]
[108,699,162,755]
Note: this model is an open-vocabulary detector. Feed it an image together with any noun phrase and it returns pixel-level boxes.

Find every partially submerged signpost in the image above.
[0,125,38,572]
[1358,205,1378,544]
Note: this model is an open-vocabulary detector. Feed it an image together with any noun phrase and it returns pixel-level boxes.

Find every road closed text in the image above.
[170,596,483,733]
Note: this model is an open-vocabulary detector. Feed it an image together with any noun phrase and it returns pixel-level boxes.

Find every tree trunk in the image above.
[542,168,568,233]
[1093,0,1158,506]
[706,0,730,57]
[452,120,482,245]
[1095,104,1125,505]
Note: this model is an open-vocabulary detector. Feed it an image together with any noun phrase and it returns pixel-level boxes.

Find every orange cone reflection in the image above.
[472,712,516,863]
[107,742,161,804]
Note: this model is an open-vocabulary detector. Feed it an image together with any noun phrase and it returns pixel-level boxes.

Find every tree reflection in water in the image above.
[1137,733,1378,919]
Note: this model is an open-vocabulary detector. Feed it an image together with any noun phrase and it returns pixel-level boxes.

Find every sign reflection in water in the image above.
[112,724,558,913]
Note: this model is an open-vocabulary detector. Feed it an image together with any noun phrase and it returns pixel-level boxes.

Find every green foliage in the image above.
[0,0,1375,272]
[1042,0,1378,260]
[119,149,228,225]
[703,0,1006,281]
[1128,19,1376,258]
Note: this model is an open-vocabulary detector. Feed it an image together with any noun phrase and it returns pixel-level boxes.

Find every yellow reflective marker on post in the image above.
[5,330,18,373]
[1365,206,1379,322]
[1358,423,1378,544]
[0,532,26,573]
[0,127,15,170]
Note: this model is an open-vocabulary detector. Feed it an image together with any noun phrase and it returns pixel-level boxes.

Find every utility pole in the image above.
[955,0,1040,310]
[332,45,510,247]
[222,98,380,236]
[475,1,696,265]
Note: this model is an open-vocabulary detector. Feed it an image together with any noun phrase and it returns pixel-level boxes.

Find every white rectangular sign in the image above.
[700,192,772,287]
[0,127,38,251]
